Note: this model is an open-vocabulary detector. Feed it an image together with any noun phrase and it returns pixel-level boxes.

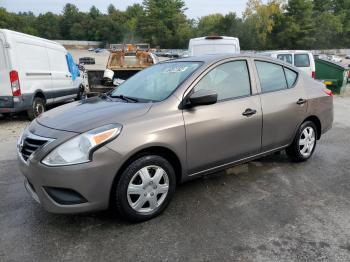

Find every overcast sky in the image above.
[0,0,249,18]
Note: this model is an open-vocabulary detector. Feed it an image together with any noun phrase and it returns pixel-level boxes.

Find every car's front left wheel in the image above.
[114,155,176,222]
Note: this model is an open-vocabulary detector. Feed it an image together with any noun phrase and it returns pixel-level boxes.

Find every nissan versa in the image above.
[17,54,333,222]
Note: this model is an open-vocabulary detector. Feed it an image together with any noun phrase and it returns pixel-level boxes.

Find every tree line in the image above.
[0,0,349,50]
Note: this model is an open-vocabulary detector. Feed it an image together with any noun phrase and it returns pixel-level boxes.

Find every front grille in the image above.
[20,135,50,161]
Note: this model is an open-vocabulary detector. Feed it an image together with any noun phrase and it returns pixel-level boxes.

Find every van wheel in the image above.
[114,155,176,222]
[27,97,46,120]
[286,121,317,162]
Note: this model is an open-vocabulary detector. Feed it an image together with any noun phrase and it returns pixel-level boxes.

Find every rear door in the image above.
[47,48,76,102]
[183,59,262,175]
[253,60,307,151]
[0,32,11,96]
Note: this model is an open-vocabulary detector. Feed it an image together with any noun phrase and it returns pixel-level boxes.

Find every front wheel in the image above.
[27,97,46,120]
[286,121,317,162]
[114,155,176,222]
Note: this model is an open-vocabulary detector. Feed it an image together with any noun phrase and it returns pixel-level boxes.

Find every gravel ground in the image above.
[0,114,29,143]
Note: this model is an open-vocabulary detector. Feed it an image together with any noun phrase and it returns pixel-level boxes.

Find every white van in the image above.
[262,50,316,79]
[0,29,83,119]
[188,36,240,56]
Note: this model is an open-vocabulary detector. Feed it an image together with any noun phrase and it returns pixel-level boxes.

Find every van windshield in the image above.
[111,62,202,102]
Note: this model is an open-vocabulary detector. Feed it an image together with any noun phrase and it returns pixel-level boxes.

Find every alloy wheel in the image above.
[299,126,316,157]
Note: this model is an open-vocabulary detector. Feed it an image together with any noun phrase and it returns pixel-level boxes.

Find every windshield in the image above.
[111,62,202,102]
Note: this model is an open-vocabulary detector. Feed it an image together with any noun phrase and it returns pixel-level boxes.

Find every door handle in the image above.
[297,98,307,105]
[242,108,257,117]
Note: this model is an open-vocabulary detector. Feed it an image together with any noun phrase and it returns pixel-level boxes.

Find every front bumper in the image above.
[17,122,124,214]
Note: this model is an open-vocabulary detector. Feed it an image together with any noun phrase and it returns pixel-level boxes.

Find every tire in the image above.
[114,155,176,222]
[286,121,317,162]
[27,97,46,120]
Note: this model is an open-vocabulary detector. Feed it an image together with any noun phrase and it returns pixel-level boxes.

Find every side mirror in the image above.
[189,89,218,106]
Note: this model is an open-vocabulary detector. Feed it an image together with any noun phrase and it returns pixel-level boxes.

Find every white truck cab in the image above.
[262,50,316,79]
[188,36,240,56]
[0,29,83,119]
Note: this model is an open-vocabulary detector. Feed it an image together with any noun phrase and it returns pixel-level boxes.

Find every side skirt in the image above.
[184,145,289,181]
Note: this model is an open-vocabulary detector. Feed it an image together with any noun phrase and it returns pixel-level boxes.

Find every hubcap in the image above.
[35,103,44,116]
[299,126,316,157]
[127,165,169,213]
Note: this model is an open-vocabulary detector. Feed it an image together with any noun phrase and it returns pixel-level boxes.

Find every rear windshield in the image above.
[111,62,202,102]
[192,44,238,56]
[294,54,310,67]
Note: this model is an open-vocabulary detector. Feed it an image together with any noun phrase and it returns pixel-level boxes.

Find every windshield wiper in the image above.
[99,93,112,101]
[110,94,139,103]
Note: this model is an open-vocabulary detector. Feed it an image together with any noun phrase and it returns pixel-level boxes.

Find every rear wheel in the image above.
[286,121,317,162]
[27,96,46,120]
[114,155,176,222]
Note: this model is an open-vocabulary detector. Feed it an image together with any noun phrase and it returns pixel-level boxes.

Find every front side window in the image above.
[194,60,251,101]
[112,62,201,102]
[294,54,310,67]
[255,61,287,93]
[277,54,293,65]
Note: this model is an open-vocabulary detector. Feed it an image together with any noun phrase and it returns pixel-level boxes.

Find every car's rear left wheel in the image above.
[286,121,317,162]
[114,155,176,222]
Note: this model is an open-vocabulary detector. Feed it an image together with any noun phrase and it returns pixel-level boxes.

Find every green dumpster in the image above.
[315,59,349,94]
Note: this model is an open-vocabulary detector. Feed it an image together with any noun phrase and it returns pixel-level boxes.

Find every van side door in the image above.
[46,48,77,102]
[16,42,52,102]
[182,59,262,175]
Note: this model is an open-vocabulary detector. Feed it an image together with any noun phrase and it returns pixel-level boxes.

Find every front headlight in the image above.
[42,124,122,166]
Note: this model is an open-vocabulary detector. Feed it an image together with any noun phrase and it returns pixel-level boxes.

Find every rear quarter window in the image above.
[284,68,298,88]
[294,54,310,67]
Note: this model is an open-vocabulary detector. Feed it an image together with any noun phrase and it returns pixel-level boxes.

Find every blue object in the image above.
[66,53,79,80]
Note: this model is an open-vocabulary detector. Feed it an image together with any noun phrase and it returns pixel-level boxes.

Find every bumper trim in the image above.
[24,179,40,204]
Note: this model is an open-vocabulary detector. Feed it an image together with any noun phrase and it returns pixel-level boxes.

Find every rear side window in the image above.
[284,68,298,88]
[255,61,287,93]
[294,54,310,67]
[194,60,251,101]
[277,54,292,65]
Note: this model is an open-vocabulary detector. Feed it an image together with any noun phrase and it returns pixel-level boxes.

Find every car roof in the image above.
[261,50,312,55]
[165,53,296,68]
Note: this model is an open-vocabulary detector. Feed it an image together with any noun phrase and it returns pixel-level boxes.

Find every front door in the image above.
[183,59,262,175]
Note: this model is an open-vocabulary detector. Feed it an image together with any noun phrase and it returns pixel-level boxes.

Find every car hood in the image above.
[36,97,152,133]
